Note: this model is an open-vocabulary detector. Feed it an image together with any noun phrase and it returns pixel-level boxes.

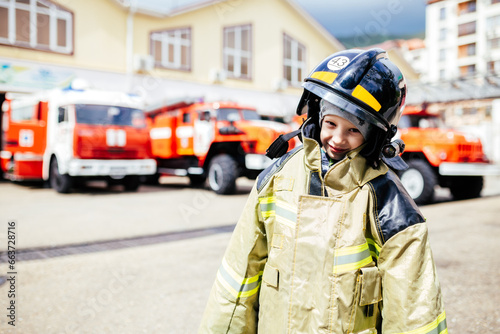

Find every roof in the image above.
[405,38,425,51]
[363,38,425,52]
[406,76,500,105]
[113,0,344,50]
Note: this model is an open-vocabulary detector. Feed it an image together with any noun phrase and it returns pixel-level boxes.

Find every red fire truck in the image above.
[1,87,156,193]
[397,105,500,204]
[146,99,294,194]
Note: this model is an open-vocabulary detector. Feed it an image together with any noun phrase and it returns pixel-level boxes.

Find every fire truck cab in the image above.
[1,87,156,193]
[398,105,500,204]
[147,99,294,194]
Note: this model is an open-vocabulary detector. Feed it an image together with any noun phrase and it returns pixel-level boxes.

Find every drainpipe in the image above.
[126,0,137,92]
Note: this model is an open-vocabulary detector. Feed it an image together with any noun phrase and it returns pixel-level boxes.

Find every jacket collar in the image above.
[301,124,387,195]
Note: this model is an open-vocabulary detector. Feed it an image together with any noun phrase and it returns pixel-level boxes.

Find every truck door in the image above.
[193,110,214,156]
[176,111,194,156]
[52,105,74,168]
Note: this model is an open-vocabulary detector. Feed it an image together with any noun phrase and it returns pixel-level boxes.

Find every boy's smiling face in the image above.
[320,114,366,161]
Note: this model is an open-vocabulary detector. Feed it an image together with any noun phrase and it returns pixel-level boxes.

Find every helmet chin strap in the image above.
[265,128,302,159]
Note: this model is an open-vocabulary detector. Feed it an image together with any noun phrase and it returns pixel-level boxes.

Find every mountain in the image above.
[336,32,426,49]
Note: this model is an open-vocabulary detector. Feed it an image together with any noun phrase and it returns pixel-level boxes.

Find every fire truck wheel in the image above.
[123,175,141,191]
[208,154,238,195]
[49,158,73,194]
[399,159,436,205]
[449,176,483,200]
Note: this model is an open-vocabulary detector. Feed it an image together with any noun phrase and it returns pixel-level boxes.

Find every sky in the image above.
[294,0,427,37]
[138,0,427,45]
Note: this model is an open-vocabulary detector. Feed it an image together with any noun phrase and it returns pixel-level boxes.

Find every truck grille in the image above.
[458,143,482,161]
[91,148,141,159]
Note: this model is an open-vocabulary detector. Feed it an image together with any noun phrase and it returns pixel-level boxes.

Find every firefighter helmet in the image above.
[297,48,407,167]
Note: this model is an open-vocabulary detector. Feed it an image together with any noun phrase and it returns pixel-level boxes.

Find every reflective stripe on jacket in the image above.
[199,134,447,334]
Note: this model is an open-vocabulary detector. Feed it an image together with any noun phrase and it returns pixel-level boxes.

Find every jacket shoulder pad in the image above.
[368,170,425,243]
[257,146,303,191]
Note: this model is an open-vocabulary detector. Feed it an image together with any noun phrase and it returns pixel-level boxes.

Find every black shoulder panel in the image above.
[257,146,303,192]
[368,171,425,244]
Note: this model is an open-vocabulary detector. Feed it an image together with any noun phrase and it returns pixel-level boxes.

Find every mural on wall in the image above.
[0,62,75,90]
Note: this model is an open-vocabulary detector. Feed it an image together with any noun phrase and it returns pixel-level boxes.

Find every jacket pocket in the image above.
[262,263,279,289]
[359,267,382,306]
[275,176,294,191]
[349,266,382,333]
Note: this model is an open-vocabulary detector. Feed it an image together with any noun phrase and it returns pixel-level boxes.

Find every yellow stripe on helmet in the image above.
[311,71,338,84]
[352,85,382,112]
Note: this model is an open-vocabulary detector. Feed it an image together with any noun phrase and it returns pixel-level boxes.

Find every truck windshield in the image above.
[242,109,261,120]
[398,115,442,129]
[75,104,146,128]
[217,108,261,121]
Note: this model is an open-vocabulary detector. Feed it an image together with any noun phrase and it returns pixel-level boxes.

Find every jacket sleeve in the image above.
[198,185,268,334]
[377,223,447,333]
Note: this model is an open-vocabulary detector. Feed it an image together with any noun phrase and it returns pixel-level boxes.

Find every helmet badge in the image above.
[327,56,350,71]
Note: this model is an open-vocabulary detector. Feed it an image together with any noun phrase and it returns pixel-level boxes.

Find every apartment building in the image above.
[426,0,500,82]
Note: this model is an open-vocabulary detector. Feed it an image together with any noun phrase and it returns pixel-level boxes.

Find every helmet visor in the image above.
[303,82,389,132]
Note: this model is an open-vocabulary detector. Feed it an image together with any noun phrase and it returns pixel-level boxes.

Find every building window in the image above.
[283,33,306,87]
[439,49,446,61]
[458,43,476,57]
[439,28,447,41]
[223,24,252,79]
[458,1,476,15]
[485,105,492,119]
[487,60,499,74]
[151,27,191,71]
[487,15,500,31]
[462,107,477,115]
[439,69,446,80]
[459,64,476,77]
[488,37,500,50]
[439,7,446,20]
[0,0,73,54]
[458,21,476,36]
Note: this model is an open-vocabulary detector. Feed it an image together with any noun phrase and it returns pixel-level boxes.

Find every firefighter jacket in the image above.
[199,132,447,334]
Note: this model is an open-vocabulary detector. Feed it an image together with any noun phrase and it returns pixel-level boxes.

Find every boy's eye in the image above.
[350,128,360,133]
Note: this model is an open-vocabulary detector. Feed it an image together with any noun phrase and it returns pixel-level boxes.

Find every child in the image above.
[199,48,447,334]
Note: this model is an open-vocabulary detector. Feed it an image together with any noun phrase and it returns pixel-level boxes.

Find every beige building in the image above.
[0,0,344,120]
